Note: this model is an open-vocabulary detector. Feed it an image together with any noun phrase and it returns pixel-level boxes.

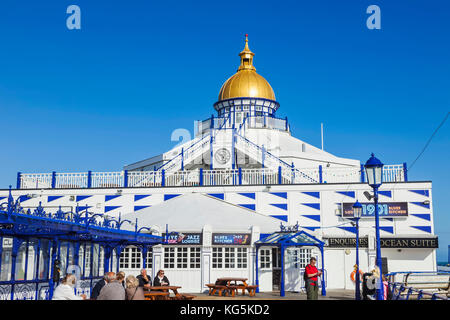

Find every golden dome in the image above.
[218,35,276,101]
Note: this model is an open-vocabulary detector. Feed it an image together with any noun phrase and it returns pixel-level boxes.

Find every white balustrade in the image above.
[18,164,405,189]
[91,172,123,188]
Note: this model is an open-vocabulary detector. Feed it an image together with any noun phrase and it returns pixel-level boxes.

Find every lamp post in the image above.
[352,200,362,300]
[364,153,384,300]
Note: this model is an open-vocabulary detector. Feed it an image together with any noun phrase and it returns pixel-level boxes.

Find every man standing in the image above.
[304,257,322,300]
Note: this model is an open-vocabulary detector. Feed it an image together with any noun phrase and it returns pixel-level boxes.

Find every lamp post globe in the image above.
[364,153,384,187]
[352,200,362,300]
[364,153,384,300]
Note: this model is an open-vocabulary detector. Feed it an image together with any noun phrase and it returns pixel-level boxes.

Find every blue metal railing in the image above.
[386,271,450,300]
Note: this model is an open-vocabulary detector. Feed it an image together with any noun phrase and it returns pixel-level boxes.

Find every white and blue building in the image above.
[1,37,438,295]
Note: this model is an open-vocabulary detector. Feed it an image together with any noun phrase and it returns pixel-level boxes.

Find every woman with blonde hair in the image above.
[125,275,145,300]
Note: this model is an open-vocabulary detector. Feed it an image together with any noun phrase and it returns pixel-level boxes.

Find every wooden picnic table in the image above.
[208,278,257,297]
[144,291,170,301]
[148,286,182,299]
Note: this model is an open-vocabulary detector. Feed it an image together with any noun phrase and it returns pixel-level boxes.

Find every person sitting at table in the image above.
[125,275,145,300]
[136,269,152,289]
[153,270,170,286]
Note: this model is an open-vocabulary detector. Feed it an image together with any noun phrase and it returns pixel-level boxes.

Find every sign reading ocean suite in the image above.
[342,202,408,218]
[212,233,251,245]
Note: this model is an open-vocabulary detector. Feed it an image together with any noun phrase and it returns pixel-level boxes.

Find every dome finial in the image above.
[238,34,255,71]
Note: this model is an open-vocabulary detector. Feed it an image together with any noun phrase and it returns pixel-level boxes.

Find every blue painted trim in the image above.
[16,172,22,189]
[161,169,165,187]
[87,171,92,189]
[199,168,203,186]
[411,214,431,221]
[378,191,392,198]
[303,226,320,231]
[336,191,355,198]
[302,192,320,199]
[164,194,181,201]
[238,192,255,200]
[378,226,394,234]
[270,203,288,210]
[269,215,288,222]
[238,168,242,185]
[337,226,357,234]
[105,206,121,213]
[360,164,365,183]
[76,195,92,202]
[238,204,255,211]
[411,226,432,233]
[270,192,287,199]
[301,203,320,210]
[302,215,321,222]
[48,196,64,203]
[105,195,121,202]
[409,190,429,197]
[134,194,151,201]
[411,201,430,209]
[134,205,151,211]
[123,170,128,187]
[319,165,323,184]
[51,171,56,189]
[208,193,225,200]
[278,166,282,184]
[403,162,408,181]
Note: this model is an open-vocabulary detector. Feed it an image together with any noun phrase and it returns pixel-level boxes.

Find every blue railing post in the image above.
[16,172,22,189]
[403,162,408,181]
[319,165,323,184]
[87,171,92,188]
[278,166,282,185]
[51,171,56,189]
[181,148,184,171]
[123,170,128,187]
[161,169,165,187]
[360,164,365,183]
[261,145,265,168]
[199,168,203,186]
[285,116,288,131]
[238,167,242,185]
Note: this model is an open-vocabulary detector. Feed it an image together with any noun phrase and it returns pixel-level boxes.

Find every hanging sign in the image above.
[342,202,408,218]
[212,233,251,245]
[162,233,203,245]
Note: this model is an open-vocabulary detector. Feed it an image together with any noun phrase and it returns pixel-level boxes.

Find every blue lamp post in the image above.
[364,153,384,300]
[352,200,362,300]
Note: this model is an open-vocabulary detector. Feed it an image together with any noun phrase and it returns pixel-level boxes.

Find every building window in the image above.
[212,247,223,269]
[119,246,153,269]
[213,247,248,269]
[177,247,188,269]
[190,247,201,269]
[260,249,271,269]
[164,247,175,269]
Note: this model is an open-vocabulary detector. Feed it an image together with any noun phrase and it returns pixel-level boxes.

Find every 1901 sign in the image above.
[342,202,408,218]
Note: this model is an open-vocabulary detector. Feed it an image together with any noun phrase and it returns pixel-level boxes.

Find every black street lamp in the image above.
[364,153,384,300]
[352,200,362,300]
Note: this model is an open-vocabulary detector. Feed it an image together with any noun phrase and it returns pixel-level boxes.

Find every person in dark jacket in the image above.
[153,270,170,286]
[91,273,112,300]
[136,269,152,289]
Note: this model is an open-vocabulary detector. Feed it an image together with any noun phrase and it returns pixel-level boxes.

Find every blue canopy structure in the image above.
[0,187,163,300]
[255,228,326,297]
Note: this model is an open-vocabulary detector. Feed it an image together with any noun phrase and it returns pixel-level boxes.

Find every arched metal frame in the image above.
[255,230,326,297]
[0,188,163,300]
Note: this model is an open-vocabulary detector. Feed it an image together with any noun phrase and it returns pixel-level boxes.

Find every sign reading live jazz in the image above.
[342,202,408,218]
[163,233,202,245]
[212,233,251,245]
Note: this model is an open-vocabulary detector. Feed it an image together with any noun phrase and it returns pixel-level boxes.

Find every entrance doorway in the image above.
[272,248,281,290]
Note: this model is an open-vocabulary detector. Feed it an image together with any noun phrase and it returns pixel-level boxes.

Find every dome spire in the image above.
[238,34,256,71]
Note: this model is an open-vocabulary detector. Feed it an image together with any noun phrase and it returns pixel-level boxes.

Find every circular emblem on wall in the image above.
[214,148,231,165]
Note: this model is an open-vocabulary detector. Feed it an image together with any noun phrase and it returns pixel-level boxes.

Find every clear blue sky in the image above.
[0,1,449,261]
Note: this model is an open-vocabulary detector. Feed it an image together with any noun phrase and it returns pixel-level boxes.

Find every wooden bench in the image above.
[206,284,229,296]
[404,274,450,291]
[180,294,196,300]
[246,285,258,297]
[144,291,170,300]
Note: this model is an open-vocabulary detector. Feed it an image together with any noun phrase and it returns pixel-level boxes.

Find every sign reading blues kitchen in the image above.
[342,202,408,218]
[212,233,251,245]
